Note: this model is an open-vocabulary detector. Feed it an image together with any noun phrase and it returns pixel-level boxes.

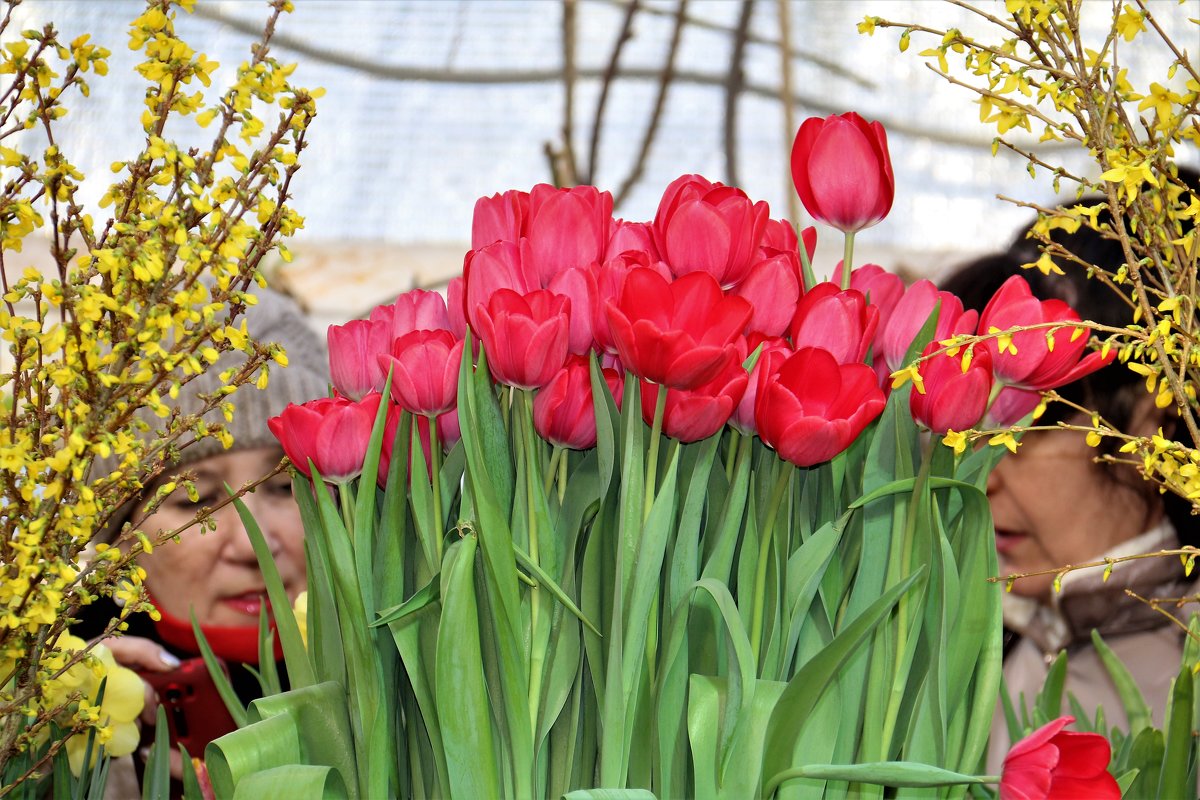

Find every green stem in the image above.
[841,230,856,289]
[544,445,564,500]
[428,417,443,564]
[643,382,669,523]
[724,430,740,483]
[557,446,567,505]
[520,389,546,733]
[797,226,816,291]
[750,463,793,667]
[337,479,356,534]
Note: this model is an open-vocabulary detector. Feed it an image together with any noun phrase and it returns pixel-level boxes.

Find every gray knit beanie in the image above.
[97,286,328,540]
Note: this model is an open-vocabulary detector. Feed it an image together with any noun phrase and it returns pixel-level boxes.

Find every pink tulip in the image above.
[377,329,464,417]
[791,112,895,233]
[524,184,613,286]
[462,240,539,332]
[475,288,571,390]
[755,347,886,467]
[606,219,659,261]
[999,716,1119,800]
[534,355,623,450]
[849,264,905,336]
[977,275,1114,391]
[472,188,529,249]
[639,359,748,443]
[446,276,468,340]
[653,174,769,287]
[327,317,393,401]
[730,336,791,434]
[788,282,879,365]
[909,343,993,433]
[732,254,802,338]
[988,386,1043,428]
[370,289,451,341]
[268,393,382,483]
[880,280,978,374]
[605,268,751,390]
[548,265,599,355]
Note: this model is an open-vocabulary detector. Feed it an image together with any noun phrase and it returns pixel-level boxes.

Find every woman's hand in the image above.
[103,636,181,725]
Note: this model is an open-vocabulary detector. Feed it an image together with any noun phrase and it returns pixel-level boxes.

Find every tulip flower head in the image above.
[534,355,623,450]
[605,268,751,390]
[268,393,382,483]
[791,112,895,234]
[999,716,1119,800]
[475,288,572,390]
[653,174,769,287]
[977,275,1115,391]
[788,282,879,365]
[327,317,393,401]
[755,347,885,467]
[378,329,464,417]
[639,359,749,443]
[909,342,993,434]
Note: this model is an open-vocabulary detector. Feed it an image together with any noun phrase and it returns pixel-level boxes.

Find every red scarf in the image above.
[149,594,282,664]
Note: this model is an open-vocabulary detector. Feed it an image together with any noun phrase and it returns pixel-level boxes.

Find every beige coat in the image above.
[987,521,1198,773]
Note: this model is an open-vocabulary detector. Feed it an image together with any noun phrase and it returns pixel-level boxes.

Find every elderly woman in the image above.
[941,185,1199,770]
[80,286,327,791]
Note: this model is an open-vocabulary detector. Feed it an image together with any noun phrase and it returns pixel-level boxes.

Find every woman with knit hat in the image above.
[78,286,328,791]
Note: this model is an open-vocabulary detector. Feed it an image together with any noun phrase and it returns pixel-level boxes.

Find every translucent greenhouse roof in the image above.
[8,1,1199,268]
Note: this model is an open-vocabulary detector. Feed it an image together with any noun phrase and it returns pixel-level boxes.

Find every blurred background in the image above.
[7,0,1200,328]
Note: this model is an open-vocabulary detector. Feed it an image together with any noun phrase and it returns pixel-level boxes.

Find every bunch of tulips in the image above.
[215,113,1119,800]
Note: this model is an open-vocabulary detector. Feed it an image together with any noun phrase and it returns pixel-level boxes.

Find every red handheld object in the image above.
[140,658,239,754]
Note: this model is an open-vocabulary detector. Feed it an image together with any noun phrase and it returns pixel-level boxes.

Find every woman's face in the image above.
[988,427,1158,600]
[135,447,306,627]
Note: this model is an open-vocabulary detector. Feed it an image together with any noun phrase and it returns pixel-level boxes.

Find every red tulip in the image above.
[999,716,1119,800]
[534,355,623,450]
[593,253,672,354]
[653,174,769,287]
[909,343,993,433]
[268,393,382,483]
[977,275,1114,391]
[524,184,613,286]
[879,280,977,374]
[755,348,885,467]
[371,289,451,341]
[605,268,751,390]
[640,359,748,443]
[463,240,539,332]
[732,253,802,338]
[788,282,879,365]
[475,288,571,390]
[472,188,529,249]
[327,317,393,401]
[790,112,894,233]
[605,219,659,261]
[730,336,791,435]
[377,329,464,417]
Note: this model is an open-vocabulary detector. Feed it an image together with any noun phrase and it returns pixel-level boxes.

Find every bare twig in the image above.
[723,0,755,186]
[585,0,639,185]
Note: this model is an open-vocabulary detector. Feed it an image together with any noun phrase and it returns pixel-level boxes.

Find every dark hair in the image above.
[942,171,1200,544]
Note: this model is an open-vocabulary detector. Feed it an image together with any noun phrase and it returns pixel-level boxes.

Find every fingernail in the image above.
[137,746,151,761]
[159,650,181,669]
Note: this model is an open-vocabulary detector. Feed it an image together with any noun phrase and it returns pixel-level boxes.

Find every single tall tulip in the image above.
[605,268,751,390]
[268,393,382,483]
[790,112,894,234]
[909,343,993,434]
[756,347,885,467]
[475,288,571,390]
[377,329,464,417]
[788,282,879,365]
[639,359,748,443]
[534,355,623,450]
[999,716,1119,800]
[977,275,1114,391]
